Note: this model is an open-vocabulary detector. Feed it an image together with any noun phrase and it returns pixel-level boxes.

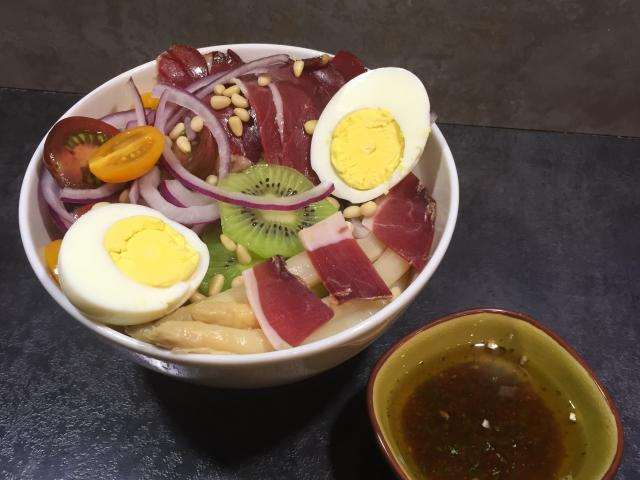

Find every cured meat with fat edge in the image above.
[241,51,366,181]
[243,256,334,349]
[299,212,391,303]
[363,173,436,270]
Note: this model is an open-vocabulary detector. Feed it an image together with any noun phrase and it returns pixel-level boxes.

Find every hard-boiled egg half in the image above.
[57,203,209,325]
[310,67,430,203]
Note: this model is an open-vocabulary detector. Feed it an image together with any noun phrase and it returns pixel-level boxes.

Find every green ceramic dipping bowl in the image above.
[367,309,623,480]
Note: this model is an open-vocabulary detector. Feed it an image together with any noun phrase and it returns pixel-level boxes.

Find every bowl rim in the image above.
[18,43,460,367]
[366,307,624,480]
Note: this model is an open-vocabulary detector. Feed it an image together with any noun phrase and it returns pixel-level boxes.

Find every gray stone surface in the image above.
[1,88,638,479]
[1,0,639,137]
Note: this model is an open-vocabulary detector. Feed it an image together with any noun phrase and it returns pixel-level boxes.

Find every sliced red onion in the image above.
[158,181,185,207]
[125,119,137,130]
[60,182,127,204]
[161,179,216,206]
[231,77,249,97]
[146,109,156,125]
[101,109,150,130]
[189,54,290,97]
[268,82,284,142]
[161,138,334,211]
[129,179,140,204]
[127,77,147,126]
[152,84,232,178]
[40,170,74,229]
[183,115,196,141]
[139,167,220,224]
[153,91,170,132]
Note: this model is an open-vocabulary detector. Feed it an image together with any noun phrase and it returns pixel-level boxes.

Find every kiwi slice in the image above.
[219,164,338,258]
[198,229,261,295]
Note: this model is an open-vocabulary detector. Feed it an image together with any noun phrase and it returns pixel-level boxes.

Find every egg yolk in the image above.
[330,108,404,190]
[104,216,199,288]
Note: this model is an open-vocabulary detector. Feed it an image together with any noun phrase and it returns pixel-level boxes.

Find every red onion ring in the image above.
[161,179,216,206]
[158,181,186,207]
[60,182,127,204]
[189,54,290,97]
[153,91,170,132]
[40,170,74,229]
[129,179,140,204]
[160,138,334,211]
[127,77,147,126]
[139,167,220,224]
[152,84,232,178]
[101,109,151,130]
[183,115,196,141]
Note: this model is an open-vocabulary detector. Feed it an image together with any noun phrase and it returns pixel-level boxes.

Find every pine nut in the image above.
[231,276,244,288]
[210,95,232,110]
[190,116,204,133]
[231,93,249,108]
[257,74,271,86]
[343,205,362,219]
[213,83,226,95]
[321,54,331,65]
[220,234,237,252]
[346,221,354,232]
[169,122,185,140]
[327,197,340,209]
[206,174,218,186]
[391,286,402,298]
[208,273,225,296]
[233,107,250,122]
[228,116,243,137]
[176,136,191,154]
[293,60,304,78]
[118,188,130,204]
[190,292,207,303]
[304,119,317,135]
[236,244,252,265]
[360,201,378,217]
[223,85,240,97]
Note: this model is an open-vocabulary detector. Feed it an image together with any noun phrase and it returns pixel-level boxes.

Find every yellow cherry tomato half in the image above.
[88,126,164,183]
[44,239,62,282]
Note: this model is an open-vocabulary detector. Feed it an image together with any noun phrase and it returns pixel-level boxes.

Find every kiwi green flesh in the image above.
[198,229,261,295]
[218,165,338,258]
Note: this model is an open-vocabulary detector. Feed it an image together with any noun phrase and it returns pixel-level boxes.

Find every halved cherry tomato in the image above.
[172,128,218,179]
[44,116,119,188]
[43,239,62,282]
[88,126,164,183]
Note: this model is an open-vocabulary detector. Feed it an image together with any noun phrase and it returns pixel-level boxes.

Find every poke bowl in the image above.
[19,43,459,388]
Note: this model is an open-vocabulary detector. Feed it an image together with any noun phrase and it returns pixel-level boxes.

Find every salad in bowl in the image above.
[19,44,458,387]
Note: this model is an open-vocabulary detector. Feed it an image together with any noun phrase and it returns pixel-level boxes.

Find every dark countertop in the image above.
[1,88,638,479]
[2,1,640,137]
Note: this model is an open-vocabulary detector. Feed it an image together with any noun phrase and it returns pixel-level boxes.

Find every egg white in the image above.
[311,67,430,204]
[57,203,209,326]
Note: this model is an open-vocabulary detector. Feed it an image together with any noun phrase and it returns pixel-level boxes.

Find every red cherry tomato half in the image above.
[44,116,119,188]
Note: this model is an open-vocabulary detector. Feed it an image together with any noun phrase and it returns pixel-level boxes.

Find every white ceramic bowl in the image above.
[19,44,459,388]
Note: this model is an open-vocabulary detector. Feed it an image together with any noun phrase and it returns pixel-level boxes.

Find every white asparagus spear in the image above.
[127,320,272,354]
